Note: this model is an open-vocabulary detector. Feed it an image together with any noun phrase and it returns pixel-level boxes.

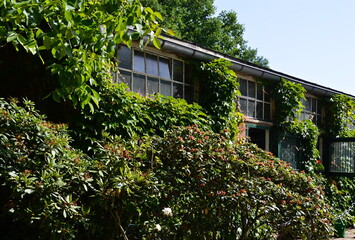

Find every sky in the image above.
[214,0,355,96]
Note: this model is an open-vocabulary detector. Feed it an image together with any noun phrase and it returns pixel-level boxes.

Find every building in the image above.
[114,35,355,176]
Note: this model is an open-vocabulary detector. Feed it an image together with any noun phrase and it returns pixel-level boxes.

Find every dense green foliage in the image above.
[200,59,243,137]
[0,99,334,239]
[71,80,213,149]
[140,0,269,67]
[144,126,333,239]
[273,79,321,172]
[0,98,92,238]
[0,0,165,110]
[326,94,355,138]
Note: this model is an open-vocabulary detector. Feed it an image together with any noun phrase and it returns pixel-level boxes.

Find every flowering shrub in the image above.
[0,98,93,239]
[0,99,334,239]
[142,125,334,239]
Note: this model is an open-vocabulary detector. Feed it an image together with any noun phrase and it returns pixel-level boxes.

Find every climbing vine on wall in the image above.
[200,59,243,138]
[273,79,321,172]
[326,94,355,138]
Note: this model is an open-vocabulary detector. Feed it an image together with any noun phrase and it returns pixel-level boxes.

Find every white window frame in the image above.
[115,45,194,101]
[238,78,271,122]
[299,95,323,126]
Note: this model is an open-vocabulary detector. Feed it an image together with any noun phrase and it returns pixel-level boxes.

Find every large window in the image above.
[115,45,194,102]
[300,96,322,126]
[238,78,271,121]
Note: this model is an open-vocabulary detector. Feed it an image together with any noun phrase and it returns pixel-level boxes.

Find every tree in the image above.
[0,0,165,110]
[140,0,269,67]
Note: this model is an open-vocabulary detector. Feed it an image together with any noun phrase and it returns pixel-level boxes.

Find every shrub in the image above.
[71,81,213,149]
[0,98,92,239]
[0,99,334,239]
[133,126,334,239]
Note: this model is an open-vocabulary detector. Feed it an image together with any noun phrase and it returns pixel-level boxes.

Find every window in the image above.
[115,45,194,101]
[300,96,322,126]
[238,78,271,121]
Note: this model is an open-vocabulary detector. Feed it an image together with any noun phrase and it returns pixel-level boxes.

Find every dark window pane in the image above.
[146,53,159,76]
[264,87,271,102]
[257,84,263,100]
[312,98,317,113]
[133,51,145,73]
[239,79,247,96]
[161,80,172,96]
[264,103,271,121]
[239,98,247,114]
[256,102,263,119]
[147,77,159,95]
[173,83,183,98]
[185,86,194,103]
[248,100,256,118]
[185,63,194,85]
[118,45,132,70]
[248,81,256,98]
[159,57,171,79]
[132,73,145,95]
[173,59,183,82]
[117,70,131,89]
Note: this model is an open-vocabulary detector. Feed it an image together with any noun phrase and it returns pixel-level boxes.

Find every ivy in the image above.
[326,94,355,137]
[0,0,167,111]
[273,79,321,172]
[272,79,306,125]
[200,59,243,137]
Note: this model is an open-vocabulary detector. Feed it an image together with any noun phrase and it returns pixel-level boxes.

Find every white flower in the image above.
[162,207,173,217]
[155,224,162,231]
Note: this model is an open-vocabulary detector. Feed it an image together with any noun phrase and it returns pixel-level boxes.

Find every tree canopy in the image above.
[0,0,165,110]
[140,0,269,67]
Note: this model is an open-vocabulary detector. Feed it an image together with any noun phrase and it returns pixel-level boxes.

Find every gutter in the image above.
[158,36,355,98]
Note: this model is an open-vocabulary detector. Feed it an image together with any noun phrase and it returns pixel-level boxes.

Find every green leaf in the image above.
[152,37,161,49]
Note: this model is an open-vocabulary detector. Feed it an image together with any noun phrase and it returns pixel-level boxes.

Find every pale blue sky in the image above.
[214,0,355,96]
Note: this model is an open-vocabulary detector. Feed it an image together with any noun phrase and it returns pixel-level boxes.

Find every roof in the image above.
[157,35,355,98]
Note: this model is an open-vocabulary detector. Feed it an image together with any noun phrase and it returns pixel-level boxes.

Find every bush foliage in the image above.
[0,98,334,239]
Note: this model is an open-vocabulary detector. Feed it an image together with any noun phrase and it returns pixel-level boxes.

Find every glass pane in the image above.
[239,79,247,96]
[257,84,263,100]
[173,59,183,82]
[159,57,171,79]
[312,98,317,113]
[147,77,159,96]
[264,87,271,102]
[248,81,256,98]
[132,73,146,95]
[248,100,256,118]
[256,102,263,119]
[185,86,194,103]
[239,98,247,114]
[118,45,132,70]
[117,70,131,89]
[161,80,172,96]
[303,97,312,111]
[173,83,183,98]
[302,112,311,121]
[264,103,271,121]
[185,63,194,85]
[146,53,159,76]
[133,51,145,73]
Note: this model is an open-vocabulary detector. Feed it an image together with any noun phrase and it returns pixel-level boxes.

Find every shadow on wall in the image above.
[0,45,76,122]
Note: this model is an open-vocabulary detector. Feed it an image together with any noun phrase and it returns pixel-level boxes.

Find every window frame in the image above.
[299,95,323,126]
[115,45,194,101]
[238,78,272,122]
